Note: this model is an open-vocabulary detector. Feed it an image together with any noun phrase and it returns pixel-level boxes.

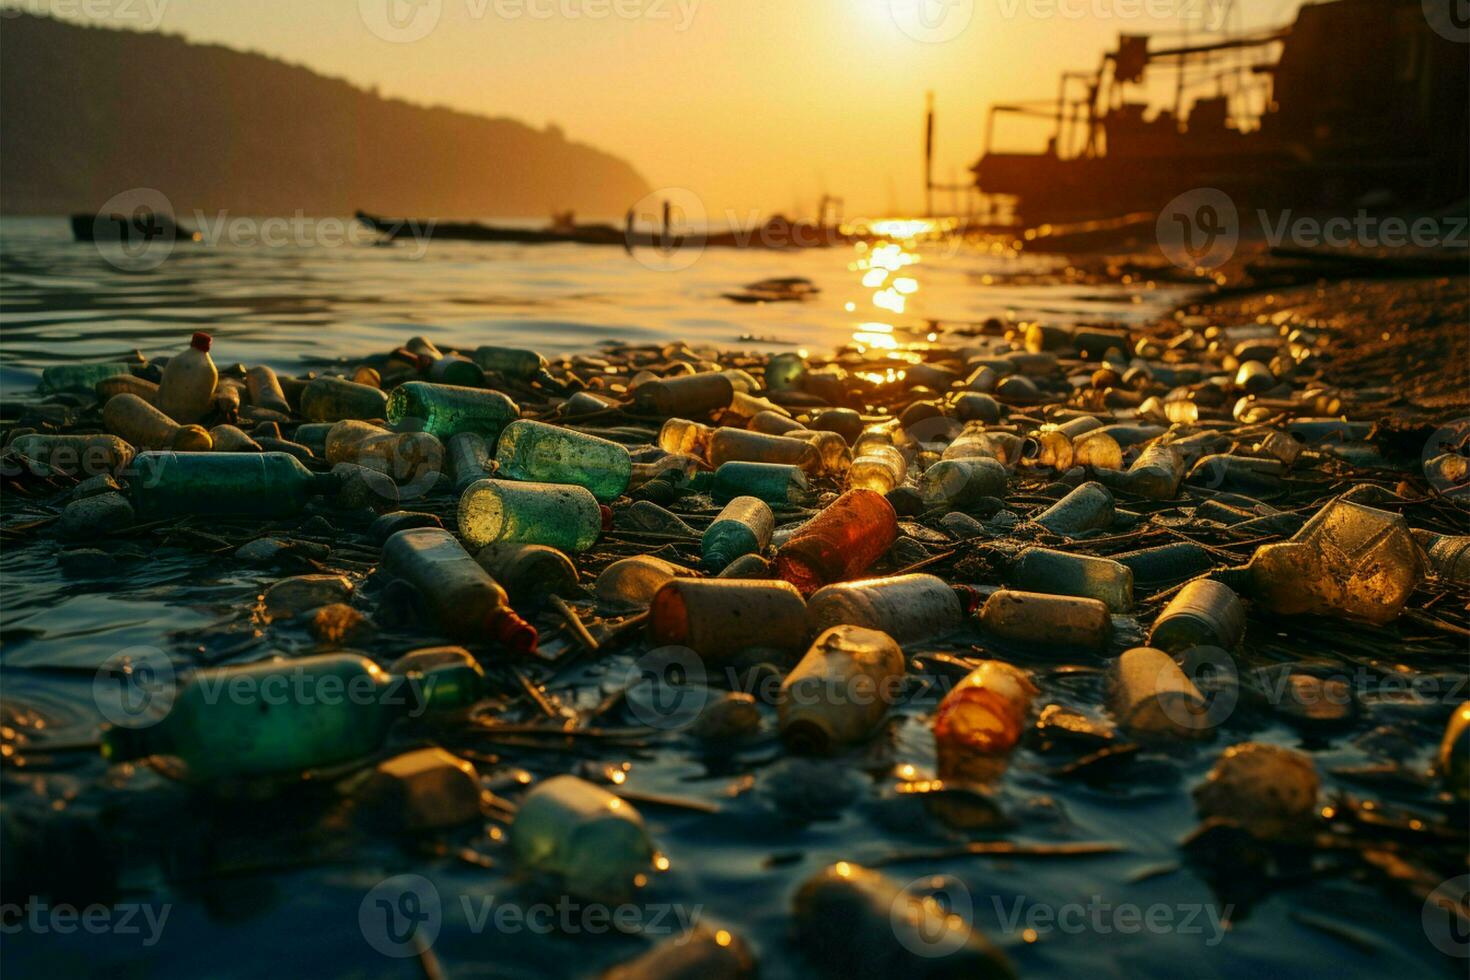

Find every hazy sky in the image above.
[35,0,1305,215]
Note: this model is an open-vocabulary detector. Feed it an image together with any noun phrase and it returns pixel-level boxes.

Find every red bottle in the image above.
[775,489,898,594]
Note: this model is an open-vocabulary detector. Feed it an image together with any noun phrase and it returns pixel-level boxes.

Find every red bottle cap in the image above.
[190,332,212,352]
[600,505,614,531]
[491,609,539,654]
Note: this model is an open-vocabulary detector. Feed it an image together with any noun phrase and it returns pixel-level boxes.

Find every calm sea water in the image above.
[0,217,1457,979]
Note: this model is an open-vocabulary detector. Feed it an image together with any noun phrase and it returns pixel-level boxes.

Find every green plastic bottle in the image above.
[473,346,548,381]
[459,479,604,553]
[99,653,483,779]
[701,496,774,571]
[128,452,338,519]
[387,381,521,440]
[39,362,136,393]
[693,462,809,505]
[493,419,632,501]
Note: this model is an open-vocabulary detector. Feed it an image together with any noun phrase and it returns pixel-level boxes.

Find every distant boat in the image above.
[71,211,200,244]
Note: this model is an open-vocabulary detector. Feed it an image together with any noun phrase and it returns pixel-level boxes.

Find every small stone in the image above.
[262,574,353,620]
[57,492,133,540]
[333,463,400,513]
[235,538,290,565]
[717,553,772,579]
[72,474,122,500]
[690,692,762,741]
[311,603,368,645]
[940,512,987,539]
[887,537,930,567]
[623,500,697,536]
[298,516,335,537]
[355,748,484,831]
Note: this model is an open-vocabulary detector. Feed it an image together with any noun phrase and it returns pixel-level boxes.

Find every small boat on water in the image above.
[71,211,200,244]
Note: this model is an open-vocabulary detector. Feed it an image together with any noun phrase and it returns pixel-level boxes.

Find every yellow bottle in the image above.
[102,393,212,451]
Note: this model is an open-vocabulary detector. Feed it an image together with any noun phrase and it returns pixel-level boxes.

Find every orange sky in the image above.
[42,0,1303,216]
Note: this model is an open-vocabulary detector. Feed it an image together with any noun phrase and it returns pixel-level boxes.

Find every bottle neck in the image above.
[489,608,539,654]
[1209,565,1253,594]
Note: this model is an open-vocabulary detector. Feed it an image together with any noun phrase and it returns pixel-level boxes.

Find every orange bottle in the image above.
[775,489,897,594]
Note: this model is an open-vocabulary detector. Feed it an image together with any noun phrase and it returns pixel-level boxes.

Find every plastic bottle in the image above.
[387,381,520,440]
[775,490,898,594]
[99,653,478,778]
[208,424,261,453]
[597,556,695,608]
[7,434,134,476]
[448,432,492,491]
[973,589,1112,650]
[920,456,1008,508]
[707,429,821,473]
[779,625,906,753]
[786,429,853,475]
[1096,443,1185,499]
[473,345,548,381]
[300,376,389,422]
[510,775,654,900]
[103,393,212,451]
[458,479,603,552]
[1413,530,1470,586]
[356,747,484,831]
[657,418,714,457]
[246,365,292,414]
[649,579,808,661]
[1010,546,1134,612]
[942,424,1013,463]
[1148,579,1246,652]
[212,377,245,419]
[698,462,809,505]
[1032,481,1114,535]
[764,352,806,391]
[847,430,908,494]
[934,660,1037,757]
[157,332,218,425]
[806,574,963,643]
[631,373,735,417]
[1107,647,1212,738]
[603,924,755,980]
[1071,428,1125,470]
[702,496,774,571]
[1113,542,1213,589]
[324,420,445,487]
[749,410,805,436]
[406,337,485,387]
[494,419,632,501]
[95,374,160,404]
[128,451,339,518]
[39,362,135,393]
[808,408,863,444]
[475,543,579,608]
[793,863,1014,980]
[1215,497,1422,624]
[381,528,537,651]
[1192,742,1319,839]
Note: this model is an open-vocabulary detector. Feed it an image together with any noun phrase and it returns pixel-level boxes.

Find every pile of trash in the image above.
[1,318,1466,974]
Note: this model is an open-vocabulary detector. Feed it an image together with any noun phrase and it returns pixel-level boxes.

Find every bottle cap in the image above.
[599,505,615,531]
[491,609,539,654]
[190,332,212,352]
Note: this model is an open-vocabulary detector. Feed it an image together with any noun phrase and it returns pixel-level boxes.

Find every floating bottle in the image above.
[157,332,218,425]
[103,393,212,451]
[1032,481,1114,535]
[1107,647,1212,738]
[1214,497,1422,624]
[597,556,695,608]
[387,381,520,440]
[473,345,548,382]
[448,432,492,491]
[779,626,906,753]
[355,747,484,831]
[389,646,487,710]
[475,543,579,608]
[934,660,1038,759]
[39,362,135,393]
[324,420,445,487]
[971,589,1112,650]
[631,372,735,417]
[7,433,134,476]
[806,574,963,643]
[649,579,807,661]
[1009,547,1134,612]
[702,496,774,571]
[1096,443,1185,499]
[793,863,1014,980]
[246,365,292,414]
[697,461,808,505]
[920,456,1007,508]
[300,375,389,422]
[381,528,537,651]
[128,451,339,519]
[509,774,655,900]
[100,653,479,779]
[657,418,714,457]
[1413,530,1470,586]
[459,479,603,553]
[775,490,897,594]
[1148,579,1246,652]
[494,419,632,501]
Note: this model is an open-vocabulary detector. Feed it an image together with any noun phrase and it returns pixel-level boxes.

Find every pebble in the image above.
[57,492,133,540]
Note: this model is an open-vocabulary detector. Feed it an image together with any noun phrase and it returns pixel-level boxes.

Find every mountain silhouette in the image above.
[0,13,651,218]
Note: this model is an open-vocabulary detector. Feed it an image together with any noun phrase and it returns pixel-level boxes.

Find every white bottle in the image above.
[158,332,218,424]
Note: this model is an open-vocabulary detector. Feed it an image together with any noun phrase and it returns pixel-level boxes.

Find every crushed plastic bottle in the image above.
[933,660,1038,759]
[508,774,655,900]
[1032,481,1114,535]
[779,625,906,753]
[8,433,134,475]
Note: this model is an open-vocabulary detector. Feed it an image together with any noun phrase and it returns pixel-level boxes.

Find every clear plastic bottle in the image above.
[787,429,853,476]
[1010,546,1134,612]
[128,451,338,518]
[920,456,1007,508]
[775,489,898,594]
[649,578,808,661]
[509,775,654,900]
[300,376,389,422]
[657,418,713,457]
[806,574,963,642]
[1097,443,1185,499]
[702,496,774,571]
[458,479,603,552]
[387,381,520,440]
[494,419,632,501]
[847,429,908,494]
[748,410,805,436]
[631,372,735,417]
[381,528,537,651]
[779,625,906,753]
[447,432,492,491]
[1032,481,1114,535]
[473,345,548,381]
[324,420,445,487]
[102,393,212,451]
[1413,530,1470,586]
[708,428,821,473]
[157,332,218,425]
